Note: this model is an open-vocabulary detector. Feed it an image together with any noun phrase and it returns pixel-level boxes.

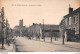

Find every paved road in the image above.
[14,37,80,52]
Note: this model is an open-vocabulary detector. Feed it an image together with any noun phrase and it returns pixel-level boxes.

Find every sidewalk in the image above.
[32,37,80,50]
[0,43,13,52]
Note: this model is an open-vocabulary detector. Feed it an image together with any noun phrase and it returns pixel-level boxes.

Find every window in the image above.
[67,18,69,25]
[74,16,75,24]
[69,17,71,25]
[65,18,67,26]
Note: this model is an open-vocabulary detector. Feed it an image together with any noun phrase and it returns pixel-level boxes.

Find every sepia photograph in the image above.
[0,0,80,52]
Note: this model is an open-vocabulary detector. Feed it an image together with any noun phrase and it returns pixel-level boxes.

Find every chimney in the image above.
[69,4,73,14]
[33,23,36,25]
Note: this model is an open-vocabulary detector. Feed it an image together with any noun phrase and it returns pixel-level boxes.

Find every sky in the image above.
[1,0,80,28]
[0,0,1,12]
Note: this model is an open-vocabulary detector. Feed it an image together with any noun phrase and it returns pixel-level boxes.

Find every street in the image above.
[13,36,80,52]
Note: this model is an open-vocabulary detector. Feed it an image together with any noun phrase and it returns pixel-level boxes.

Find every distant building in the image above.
[28,23,41,39]
[13,19,27,36]
[40,24,60,38]
[28,23,60,39]
[19,19,23,27]
[59,6,80,41]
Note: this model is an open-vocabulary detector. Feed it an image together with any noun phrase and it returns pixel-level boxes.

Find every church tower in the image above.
[19,19,23,27]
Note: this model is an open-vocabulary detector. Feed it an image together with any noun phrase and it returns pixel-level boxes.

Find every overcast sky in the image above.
[1,0,80,28]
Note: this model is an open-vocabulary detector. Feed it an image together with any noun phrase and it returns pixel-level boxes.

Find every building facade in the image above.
[59,7,80,41]
[40,24,60,38]
[28,23,41,39]
[28,23,60,39]
[0,13,2,41]
[0,0,2,41]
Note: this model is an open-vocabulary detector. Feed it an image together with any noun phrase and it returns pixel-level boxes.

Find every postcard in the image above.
[0,0,80,53]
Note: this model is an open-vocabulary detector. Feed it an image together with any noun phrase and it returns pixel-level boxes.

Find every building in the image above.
[59,6,80,41]
[28,23,41,39]
[19,19,23,27]
[28,23,60,39]
[40,24,60,38]
[13,19,27,36]
[13,25,27,36]
[0,11,2,41]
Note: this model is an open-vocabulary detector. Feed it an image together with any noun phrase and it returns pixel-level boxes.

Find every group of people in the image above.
[27,34,40,40]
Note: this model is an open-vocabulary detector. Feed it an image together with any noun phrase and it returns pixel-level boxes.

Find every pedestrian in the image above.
[28,35,31,40]
[7,39,10,46]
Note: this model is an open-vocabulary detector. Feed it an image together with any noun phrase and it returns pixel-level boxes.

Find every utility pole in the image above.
[1,7,5,49]
[50,25,52,43]
[43,19,45,42]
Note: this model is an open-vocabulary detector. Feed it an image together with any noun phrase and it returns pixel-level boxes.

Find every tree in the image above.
[1,7,5,49]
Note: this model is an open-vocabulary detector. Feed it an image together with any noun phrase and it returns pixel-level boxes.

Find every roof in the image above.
[59,7,80,25]
[64,7,80,17]
[40,24,59,30]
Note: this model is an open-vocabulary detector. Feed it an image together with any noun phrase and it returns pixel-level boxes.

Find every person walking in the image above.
[28,35,31,40]
[7,39,10,46]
